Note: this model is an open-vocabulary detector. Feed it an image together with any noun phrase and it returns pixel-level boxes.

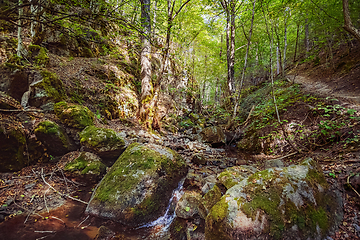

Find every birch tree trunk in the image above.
[17,0,24,57]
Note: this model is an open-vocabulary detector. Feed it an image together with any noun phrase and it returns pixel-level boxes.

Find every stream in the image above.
[0,178,185,240]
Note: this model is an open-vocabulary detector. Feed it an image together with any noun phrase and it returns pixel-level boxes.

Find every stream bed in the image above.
[0,179,185,240]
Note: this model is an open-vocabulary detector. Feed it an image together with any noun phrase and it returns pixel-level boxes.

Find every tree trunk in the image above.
[293,24,299,62]
[139,0,153,127]
[283,17,288,71]
[305,18,310,54]
[230,0,256,123]
[229,2,235,94]
[17,0,25,57]
[342,0,360,42]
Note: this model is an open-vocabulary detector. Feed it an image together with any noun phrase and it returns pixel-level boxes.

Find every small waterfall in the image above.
[136,178,185,238]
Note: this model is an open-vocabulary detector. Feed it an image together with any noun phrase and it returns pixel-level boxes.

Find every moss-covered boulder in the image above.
[35,120,75,156]
[217,165,257,190]
[202,185,222,214]
[0,116,26,172]
[79,126,125,166]
[29,70,66,110]
[54,101,94,129]
[205,158,343,240]
[200,126,226,147]
[175,191,207,220]
[85,143,188,227]
[64,152,106,179]
[237,131,261,154]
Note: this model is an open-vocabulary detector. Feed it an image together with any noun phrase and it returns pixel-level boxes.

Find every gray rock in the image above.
[205,158,343,240]
[264,158,285,169]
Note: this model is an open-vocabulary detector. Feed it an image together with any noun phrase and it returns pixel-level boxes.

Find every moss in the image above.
[79,126,124,150]
[203,185,222,212]
[306,168,328,188]
[218,171,238,189]
[54,101,94,129]
[91,143,187,225]
[34,121,68,148]
[28,45,49,66]
[64,152,106,175]
[38,70,66,102]
[247,169,273,183]
[205,197,231,240]
[82,47,94,58]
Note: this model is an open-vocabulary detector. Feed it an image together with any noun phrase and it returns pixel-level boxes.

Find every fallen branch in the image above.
[347,175,360,198]
[40,168,88,205]
[0,108,43,112]
[269,152,298,161]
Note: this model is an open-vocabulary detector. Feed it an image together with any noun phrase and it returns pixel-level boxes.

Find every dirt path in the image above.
[288,74,360,109]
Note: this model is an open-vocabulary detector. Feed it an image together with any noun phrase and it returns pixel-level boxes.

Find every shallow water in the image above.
[0,180,185,240]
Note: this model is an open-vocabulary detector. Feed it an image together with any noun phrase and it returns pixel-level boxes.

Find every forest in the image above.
[0,0,360,239]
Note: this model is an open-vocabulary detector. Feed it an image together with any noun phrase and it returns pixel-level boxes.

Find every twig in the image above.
[40,168,88,205]
[0,184,14,189]
[77,215,89,228]
[36,236,50,240]
[347,175,360,198]
[0,108,43,112]
[50,216,65,224]
[269,152,298,161]
[34,231,56,233]
[44,186,50,213]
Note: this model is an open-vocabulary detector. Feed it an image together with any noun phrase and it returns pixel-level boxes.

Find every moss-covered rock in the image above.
[202,185,222,214]
[0,116,26,172]
[217,165,257,190]
[54,101,94,129]
[200,126,226,147]
[205,158,343,240]
[28,45,49,66]
[29,70,66,109]
[175,191,207,220]
[85,143,188,227]
[237,131,261,154]
[79,126,126,166]
[64,152,106,178]
[34,120,75,156]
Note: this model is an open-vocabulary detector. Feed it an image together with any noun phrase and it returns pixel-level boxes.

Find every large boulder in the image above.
[0,115,26,172]
[79,126,126,166]
[34,120,76,156]
[85,143,188,227]
[28,70,66,110]
[200,126,226,147]
[54,101,94,129]
[205,158,343,240]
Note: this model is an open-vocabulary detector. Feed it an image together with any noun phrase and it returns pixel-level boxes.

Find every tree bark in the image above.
[139,0,153,126]
[293,24,299,62]
[283,15,288,71]
[230,0,256,123]
[342,0,360,42]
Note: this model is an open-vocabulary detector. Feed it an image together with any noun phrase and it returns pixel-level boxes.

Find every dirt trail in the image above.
[288,74,360,109]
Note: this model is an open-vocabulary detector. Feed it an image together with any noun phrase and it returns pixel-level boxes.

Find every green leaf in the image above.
[185,207,190,212]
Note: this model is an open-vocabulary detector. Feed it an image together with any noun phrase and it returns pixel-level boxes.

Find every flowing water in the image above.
[0,179,185,240]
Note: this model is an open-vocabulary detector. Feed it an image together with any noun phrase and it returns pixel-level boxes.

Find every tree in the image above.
[342,0,360,42]
[139,0,153,127]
